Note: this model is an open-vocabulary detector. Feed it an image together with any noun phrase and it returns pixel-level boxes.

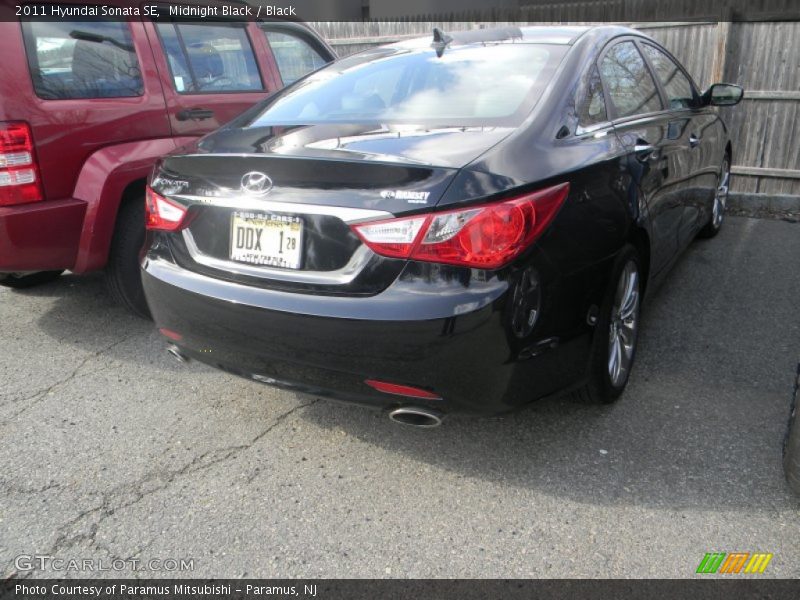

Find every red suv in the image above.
[0,1,334,315]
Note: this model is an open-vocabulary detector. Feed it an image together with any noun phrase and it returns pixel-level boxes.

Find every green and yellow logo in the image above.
[696,552,773,574]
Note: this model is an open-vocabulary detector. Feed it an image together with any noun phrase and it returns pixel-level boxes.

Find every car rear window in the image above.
[21,18,143,100]
[248,42,567,127]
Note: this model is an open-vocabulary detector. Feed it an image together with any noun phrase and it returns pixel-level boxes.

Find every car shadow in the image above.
[11,271,159,364]
[300,219,800,511]
[16,218,800,511]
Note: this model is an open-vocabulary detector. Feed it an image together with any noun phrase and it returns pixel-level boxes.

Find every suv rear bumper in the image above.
[0,198,86,272]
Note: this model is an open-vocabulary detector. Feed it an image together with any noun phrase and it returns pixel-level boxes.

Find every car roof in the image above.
[392,24,646,50]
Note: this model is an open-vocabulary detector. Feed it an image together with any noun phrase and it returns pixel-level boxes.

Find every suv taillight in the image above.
[0,121,43,206]
[351,183,570,269]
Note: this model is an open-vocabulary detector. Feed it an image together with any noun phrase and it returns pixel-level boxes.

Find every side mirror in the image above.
[704,83,744,106]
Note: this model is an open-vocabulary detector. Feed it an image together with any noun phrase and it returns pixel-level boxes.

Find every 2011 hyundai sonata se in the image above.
[141,25,742,426]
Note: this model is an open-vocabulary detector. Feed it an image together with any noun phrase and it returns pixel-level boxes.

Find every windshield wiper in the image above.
[69,30,134,53]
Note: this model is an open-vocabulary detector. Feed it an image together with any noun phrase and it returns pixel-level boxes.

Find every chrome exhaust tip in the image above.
[388,407,443,428]
[166,344,189,364]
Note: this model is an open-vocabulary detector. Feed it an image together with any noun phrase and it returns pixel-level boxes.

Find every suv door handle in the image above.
[177,108,215,121]
[689,134,701,148]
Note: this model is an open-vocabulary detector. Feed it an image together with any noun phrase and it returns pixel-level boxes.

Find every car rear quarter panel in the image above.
[449,35,651,378]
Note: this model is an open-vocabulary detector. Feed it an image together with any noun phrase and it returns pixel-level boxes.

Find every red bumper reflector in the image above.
[159,328,183,341]
[365,379,442,400]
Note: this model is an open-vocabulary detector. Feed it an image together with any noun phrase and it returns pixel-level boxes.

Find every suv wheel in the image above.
[573,244,641,404]
[0,270,64,289]
[105,197,151,319]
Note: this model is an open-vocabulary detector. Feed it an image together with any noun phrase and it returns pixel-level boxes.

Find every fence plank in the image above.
[732,166,800,179]
[745,91,800,100]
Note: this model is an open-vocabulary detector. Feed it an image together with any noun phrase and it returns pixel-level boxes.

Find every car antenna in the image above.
[431,27,453,57]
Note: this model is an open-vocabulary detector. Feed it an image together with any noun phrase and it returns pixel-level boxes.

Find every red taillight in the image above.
[352,183,569,269]
[365,379,442,400]
[145,185,189,231]
[0,121,43,207]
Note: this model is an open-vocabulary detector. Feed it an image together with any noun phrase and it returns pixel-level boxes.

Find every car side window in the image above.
[642,44,697,110]
[155,22,263,93]
[578,65,607,126]
[599,41,663,118]
[21,17,143,100]
[263,29,329,85]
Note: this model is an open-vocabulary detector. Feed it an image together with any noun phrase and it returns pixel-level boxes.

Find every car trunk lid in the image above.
[153,124,515,295]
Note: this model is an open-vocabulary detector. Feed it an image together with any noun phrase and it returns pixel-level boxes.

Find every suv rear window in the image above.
[249,42,567,127]
[263,29,328,85]
[21,19,143,100]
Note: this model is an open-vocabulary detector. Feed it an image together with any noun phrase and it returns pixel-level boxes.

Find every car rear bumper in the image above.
[0,198,86,272]
[141,251,594,416]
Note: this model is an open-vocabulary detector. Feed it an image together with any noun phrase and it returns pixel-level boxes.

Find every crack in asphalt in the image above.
[0,333,141,426]
[0,365,117,410]
[0,480,60,495]
[1,398,319,579]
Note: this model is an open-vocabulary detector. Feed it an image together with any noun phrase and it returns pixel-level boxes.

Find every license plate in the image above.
[230,211,303,269]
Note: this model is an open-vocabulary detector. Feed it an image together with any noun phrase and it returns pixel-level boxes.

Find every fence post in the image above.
[710,20,730,85]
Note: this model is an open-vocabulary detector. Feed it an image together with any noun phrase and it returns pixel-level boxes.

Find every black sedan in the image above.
[141,26,742,427]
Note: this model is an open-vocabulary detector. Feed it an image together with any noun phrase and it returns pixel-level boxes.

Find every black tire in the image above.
[783,363,800,495]
[0,270,63,289]
[698,154,730,239]
[105,197,151,319]
[573,244,641,404]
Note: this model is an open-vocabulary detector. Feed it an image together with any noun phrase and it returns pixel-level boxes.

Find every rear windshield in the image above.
[248,42,568,127]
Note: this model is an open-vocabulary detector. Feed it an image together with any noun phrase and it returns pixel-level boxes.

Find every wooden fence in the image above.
[310,20,800,196]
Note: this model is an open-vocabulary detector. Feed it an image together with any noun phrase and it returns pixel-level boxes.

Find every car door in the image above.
[599,38,692,278]
[639,42,720,249]
[143,16,280,137]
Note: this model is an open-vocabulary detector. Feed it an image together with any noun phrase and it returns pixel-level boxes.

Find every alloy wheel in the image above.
[712,158,730,229]
[608,260,640,387]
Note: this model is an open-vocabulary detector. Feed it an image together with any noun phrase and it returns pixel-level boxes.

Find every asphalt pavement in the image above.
[1,216,799,578]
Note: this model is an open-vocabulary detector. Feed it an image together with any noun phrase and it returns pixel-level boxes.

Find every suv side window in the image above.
[263,29,329,85]
[578,65,607,126]
[21,18,142,100]
[642,44,697,110]
[155,22,263,93]
[599,41,663,118]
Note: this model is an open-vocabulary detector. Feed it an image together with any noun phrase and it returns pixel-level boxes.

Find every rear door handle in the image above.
[689,134,701,148]
[177,108,215,121]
